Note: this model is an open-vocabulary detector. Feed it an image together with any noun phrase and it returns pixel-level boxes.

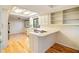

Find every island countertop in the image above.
[27,27,59,37]
[27,27,59,52]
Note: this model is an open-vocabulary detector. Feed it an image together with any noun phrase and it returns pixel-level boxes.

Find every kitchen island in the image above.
[28,27,59,53]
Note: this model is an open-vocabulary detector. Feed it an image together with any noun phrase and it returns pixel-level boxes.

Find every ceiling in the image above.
[16,5,79,14]
[16,5,52,14]
[9,5,79,19]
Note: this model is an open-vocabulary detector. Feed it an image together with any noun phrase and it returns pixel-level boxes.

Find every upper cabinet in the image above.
[39,14,51,27]
[51,7,79,25]
[63,7,79,24]
[51,11,63,24]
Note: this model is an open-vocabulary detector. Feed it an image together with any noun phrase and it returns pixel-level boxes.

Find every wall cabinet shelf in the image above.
[51,7,79,25]
[51,11,63,24]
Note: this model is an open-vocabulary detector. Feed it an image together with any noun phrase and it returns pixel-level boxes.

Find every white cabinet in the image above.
[39,14,51,27]
[51,7,79,25]
[28,28,58,53]
[29,33,57,53]
[51,11,63,24]
[63,7,79,24]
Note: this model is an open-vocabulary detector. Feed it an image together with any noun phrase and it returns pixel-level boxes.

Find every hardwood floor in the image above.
[45,43,79,53]
[3,33,31,53]
[3,33,79,53]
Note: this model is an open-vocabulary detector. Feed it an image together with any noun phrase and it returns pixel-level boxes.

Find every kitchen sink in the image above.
[34,29,47,33]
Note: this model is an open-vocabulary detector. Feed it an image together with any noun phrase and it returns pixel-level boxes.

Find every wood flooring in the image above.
[3,33,79,53]
[45,43,79,53]
[3,33,31,53]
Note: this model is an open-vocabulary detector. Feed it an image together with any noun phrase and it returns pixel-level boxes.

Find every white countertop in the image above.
[27,27,59,37]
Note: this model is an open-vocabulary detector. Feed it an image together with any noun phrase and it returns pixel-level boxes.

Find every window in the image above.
[33,18,39,28]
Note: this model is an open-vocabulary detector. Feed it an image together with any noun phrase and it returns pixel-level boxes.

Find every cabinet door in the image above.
[39,14,50,27]
[63,7,79,24]
[51,11,63,24]
[29,34,39,53]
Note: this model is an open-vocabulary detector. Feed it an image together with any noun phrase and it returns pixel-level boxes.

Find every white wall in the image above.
[49,25,79,50]
[0,7,10,50]
[9,16,25,34]
[56,25,79,50]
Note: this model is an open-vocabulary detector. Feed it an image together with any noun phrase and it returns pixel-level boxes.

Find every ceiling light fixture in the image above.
[11,6,38,17]
[29,12,38,16]
[23,11,31,15]
[12,7,25,13]
[14,9,24,13]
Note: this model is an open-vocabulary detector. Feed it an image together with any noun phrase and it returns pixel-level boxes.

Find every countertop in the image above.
[27,27,59,37]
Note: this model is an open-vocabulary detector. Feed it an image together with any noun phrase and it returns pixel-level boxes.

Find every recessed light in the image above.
[11,6,38,17]
[14,9,24,13]
[24,11,31,15]
[29,12,38,16]
[12,7,25,13]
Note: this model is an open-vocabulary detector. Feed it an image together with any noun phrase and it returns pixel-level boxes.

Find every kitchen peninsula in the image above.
[28,27,59,53]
